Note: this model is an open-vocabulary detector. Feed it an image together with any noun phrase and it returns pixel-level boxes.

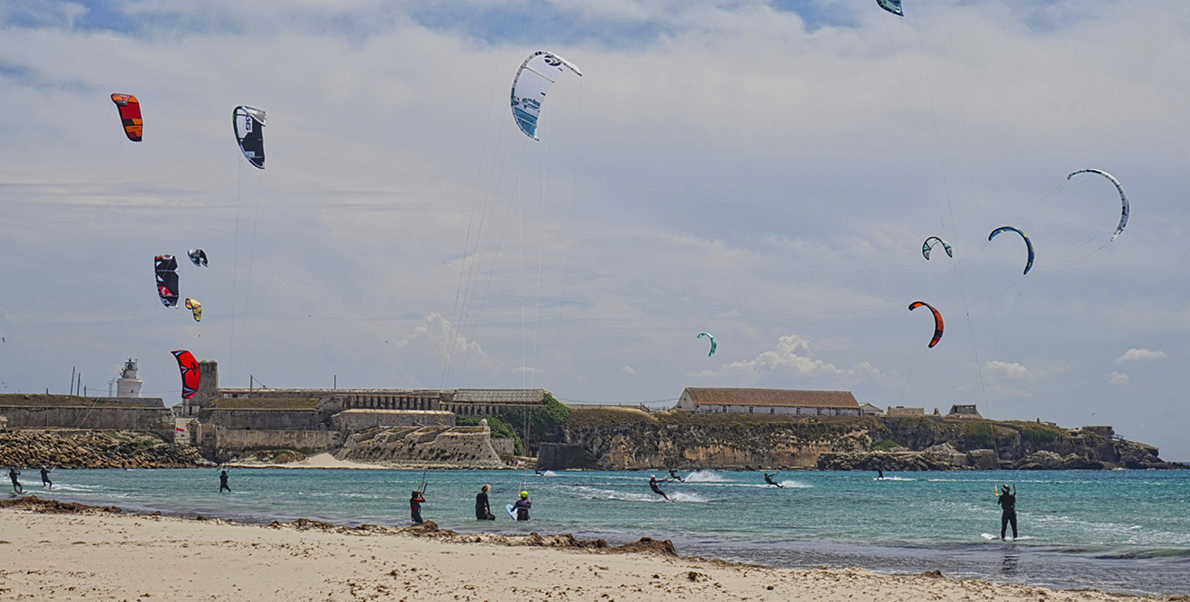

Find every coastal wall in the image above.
[197,408,329,431]
[0,405,175,439]
[0,429,204,468]
[212,428,342,455]
[332,410,454,433]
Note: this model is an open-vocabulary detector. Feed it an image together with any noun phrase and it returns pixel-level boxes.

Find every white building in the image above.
[116,358,142,398]
[673,388,861,417]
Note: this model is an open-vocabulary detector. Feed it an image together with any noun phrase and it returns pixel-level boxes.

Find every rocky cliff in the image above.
[336,425,504,468]
[0,430,206,468]
[539,410,1180,471]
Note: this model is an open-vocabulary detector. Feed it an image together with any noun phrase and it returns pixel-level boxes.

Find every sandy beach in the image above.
[0,498,1176,602]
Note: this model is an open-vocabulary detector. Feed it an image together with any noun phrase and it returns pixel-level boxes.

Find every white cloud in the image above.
[622,366,636,375]
[725,334,845,376]
[984,361,1066,383]
[394,313,486,362]
[1108,372,1129,385]
[1116,348,1166,363]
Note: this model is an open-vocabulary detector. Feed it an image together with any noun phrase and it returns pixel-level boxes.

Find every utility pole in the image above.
[334,375,337,390]
[70,366,75,395]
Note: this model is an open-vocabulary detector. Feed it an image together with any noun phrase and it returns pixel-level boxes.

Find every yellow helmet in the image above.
[520,491,529,499]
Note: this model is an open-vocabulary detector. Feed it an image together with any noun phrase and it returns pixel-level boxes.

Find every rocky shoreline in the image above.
[0,430,208,469]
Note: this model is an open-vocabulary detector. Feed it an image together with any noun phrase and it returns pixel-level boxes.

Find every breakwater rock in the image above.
[0,430,205,468]
[337,425,504,468]
[539,410,1181,471]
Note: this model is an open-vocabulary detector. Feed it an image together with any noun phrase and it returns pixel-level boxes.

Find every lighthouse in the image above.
[116,358,143,398]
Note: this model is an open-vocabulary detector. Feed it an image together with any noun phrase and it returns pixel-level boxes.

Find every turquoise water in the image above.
[17,468,1190,595]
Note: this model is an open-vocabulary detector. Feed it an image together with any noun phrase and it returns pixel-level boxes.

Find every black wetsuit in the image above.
[668,470,684,482]
[513,498,531,521]
[219,471,230,493]
[8,468,21,494]
[649,477,668,500]
[40,468,52,489]
[877,469,884,479]
[411,493,426,523]
[476,491,494,520]
[998,490,1017,539]
[764,473,782,488]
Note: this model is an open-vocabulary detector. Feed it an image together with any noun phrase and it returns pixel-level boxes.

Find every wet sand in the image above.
[0,498,1172,601]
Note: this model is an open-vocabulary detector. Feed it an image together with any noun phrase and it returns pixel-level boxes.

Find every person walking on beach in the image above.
[996,484,1017,540]
[40,466,53,490]
[649,475,670,501]
[219,469,231,493]
[512,490,531,521]
[475,484,495,520]
[410,490,426,524]
[8,467,22,494]
[668,469,684,482]
[764,472,783,488]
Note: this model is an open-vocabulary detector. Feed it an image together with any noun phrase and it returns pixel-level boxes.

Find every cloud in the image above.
[724,334,845,376]
[1107,372,1129,385]
[393,313,486,362]
[984,361,1066,383]
[622,366,636,375]
[1116,348,1166,363]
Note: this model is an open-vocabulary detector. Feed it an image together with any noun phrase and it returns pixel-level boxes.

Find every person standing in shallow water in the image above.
[8,467,21,494]
[40,467,53,490]
[997,484,1017,540]
[475,484,495,520]
[410,490,426,524]
[219,469,231,493]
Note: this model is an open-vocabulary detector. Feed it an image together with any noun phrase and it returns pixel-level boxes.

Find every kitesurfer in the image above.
[877,469,884,480]
[410,490,426,524]
[649,475,670,501]
[668,469,684,482]
[219,469,231,493]
[513,491,531,521]
[475,484,495,520]
[997,484,1017,540]
[8,467,21,494]
[40,466,53,490]
[764,472,783,488]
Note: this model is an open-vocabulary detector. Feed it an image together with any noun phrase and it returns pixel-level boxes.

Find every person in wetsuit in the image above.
[649,475,670,501]
[997,484,1017,540]
[513,490,531,521]
[219,469,231,493]
[40,467,53,490]
[764,472,783,488]
[410,490,426,524]
[668,469,684,482]
[475,484,495,520]
[877,469,884,480]
[8,467,22,494]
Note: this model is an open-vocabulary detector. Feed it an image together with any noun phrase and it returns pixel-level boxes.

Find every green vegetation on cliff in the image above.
[456,394,571,455]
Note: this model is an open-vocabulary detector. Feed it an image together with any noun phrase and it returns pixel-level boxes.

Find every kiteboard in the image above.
[505,503,517,520]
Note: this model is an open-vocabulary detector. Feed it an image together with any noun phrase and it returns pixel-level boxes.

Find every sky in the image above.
[0,0,1188,460]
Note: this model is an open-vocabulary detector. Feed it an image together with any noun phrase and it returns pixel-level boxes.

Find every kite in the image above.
[922,236,953,260]
[170,349,201,399]
[1067,169,1128,242]
[233,106,266,169]
[188,249,208,267]
[185,298,202,322]
[877,0,903,16]
[110,93,142,142]
[154,255,179,307]
[697,332,717,357]
[511,51,582,140]
[908,301,943,348]
[988,226,1034,275]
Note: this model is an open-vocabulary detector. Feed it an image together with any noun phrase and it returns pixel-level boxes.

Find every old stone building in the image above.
[673,388,861,417]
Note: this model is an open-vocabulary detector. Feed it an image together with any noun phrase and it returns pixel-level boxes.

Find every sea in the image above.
[16,468,1190,596]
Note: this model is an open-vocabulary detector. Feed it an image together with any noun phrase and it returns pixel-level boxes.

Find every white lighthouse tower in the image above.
[116,358,142,398]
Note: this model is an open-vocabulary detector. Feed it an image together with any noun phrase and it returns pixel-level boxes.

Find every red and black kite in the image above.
[171,350,200,399]
[908,301,944,348]
[110,93,142,142]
